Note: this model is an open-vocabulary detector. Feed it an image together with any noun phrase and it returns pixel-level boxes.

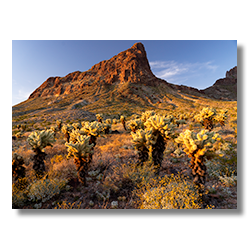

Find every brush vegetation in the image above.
[12,92,237,209]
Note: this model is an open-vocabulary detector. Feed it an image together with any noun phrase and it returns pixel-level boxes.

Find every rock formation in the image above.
[28,43,159,99]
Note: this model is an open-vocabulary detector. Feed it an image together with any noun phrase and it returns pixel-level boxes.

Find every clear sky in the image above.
[12,40,237,106]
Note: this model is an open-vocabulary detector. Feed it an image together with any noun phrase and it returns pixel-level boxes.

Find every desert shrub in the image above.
[206,141,237,186]
[12,178,29,208]
[122,161,156,187]
[27,177,68,203]
[138,174,203,209]
[12,153,25,181]
[54,201,82,209]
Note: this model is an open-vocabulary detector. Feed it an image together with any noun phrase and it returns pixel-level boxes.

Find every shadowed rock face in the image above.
[28,42,158,99]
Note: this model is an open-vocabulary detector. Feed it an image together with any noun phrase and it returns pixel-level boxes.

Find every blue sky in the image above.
[12,40,237,106]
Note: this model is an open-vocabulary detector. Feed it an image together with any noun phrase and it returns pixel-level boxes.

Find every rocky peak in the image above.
[226,66,237,79]
[28,42,158,99]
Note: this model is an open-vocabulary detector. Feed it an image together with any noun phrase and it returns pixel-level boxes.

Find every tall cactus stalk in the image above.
[120,116,127,131]
[66,135,94,186]
[62,124,73,143]
[144,115,175,174]
[56,119,62,131]
[175,129,221,188]
[27,130,55,178]
[131,129,149,165]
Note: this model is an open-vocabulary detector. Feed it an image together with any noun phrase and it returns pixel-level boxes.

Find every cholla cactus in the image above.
[103,122,111,134]
[175,129,221,187]
[131,129,149,165]
[66,135,94,186]
[194,107,217,131]
[50,125,57,136]
[120,115,127,131]
[61,124,73,143]
[141,110,156,122]
[12,153,25,181]
[81,121,104,162]
[21,124,27,132]
[215,109,228,127]
[105,119,112,124]
[128,118,143,132]
[144,115,175,173]
[56,119,62,131]
[112,119,118,125]
[16,131,23,138]
[69,129,87,143]
[27,130,55,177]
[72,122,81,130]
[82,121,104,145]
[96,114,103,123]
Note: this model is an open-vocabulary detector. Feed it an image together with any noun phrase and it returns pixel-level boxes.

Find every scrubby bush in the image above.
[27,177,67,204]
[138,174,203,209]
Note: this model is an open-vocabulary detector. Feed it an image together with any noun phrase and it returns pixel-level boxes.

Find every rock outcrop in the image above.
[28,43,158,99]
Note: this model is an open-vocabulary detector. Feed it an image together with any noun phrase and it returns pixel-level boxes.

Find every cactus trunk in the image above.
[74,157,88,186]
[203,118,213,131]
[190,152,206,188]
[137,145,149,165]
[33,148,47,178]
[152,133,165,174]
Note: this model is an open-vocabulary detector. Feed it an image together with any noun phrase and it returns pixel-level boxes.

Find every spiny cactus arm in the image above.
[82,121,105,137]
[61,124,73,134]
[175,129,221,156]
[27,130,55,150]
[66,135,94,159]
[131,129,148,148]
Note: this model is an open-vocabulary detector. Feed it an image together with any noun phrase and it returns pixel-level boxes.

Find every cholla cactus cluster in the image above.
[27,130,55,177]
[120,115,127,131]
[131,129,149,164]
[194,107,217,131]
[56,119,62,131]
[66,135,94,186]
[61,124,73,143]
[82,121,104,146]
[27,130,55,152]
[144,115,175,171]
[215,109,228,127]
[12,153,25,181]
[175,129,221,186]
[131,113,175,172]
[96,114,103,123]
[128,118,143,132]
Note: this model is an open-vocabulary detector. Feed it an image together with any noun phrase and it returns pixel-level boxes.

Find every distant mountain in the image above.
[13,43,236,122]
[201,66,237,101]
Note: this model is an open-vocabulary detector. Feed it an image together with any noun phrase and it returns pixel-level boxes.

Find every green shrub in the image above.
[27,177,67,203]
